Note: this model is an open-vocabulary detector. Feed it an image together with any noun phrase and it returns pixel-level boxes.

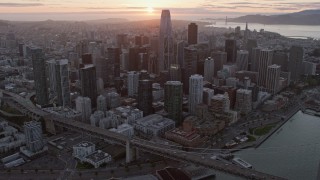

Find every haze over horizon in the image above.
[1,0,320,21]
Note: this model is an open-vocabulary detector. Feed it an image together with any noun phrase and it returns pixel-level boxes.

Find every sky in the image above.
[0,0,320,21]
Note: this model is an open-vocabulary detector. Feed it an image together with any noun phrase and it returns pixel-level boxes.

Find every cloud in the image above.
[0,3,43,7]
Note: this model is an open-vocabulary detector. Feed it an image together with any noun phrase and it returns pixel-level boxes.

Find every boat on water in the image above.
[232,157,253,169]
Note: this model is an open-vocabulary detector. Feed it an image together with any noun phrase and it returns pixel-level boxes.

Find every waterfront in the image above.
[209,21,320,40]
[234,111,320,180]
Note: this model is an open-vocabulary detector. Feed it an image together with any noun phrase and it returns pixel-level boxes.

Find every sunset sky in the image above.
[1,0,320,21]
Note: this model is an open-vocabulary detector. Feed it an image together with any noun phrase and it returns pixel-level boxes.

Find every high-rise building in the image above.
[127,71,140,97]
[225,39,237,63]
[251,47,261,72]
[203,88,214,105]
[116,34,128,48]
[24,121,45,153]
[159,10,174,72]
[273,51,289,72]
[107,47,121,78]
[82,53,93,65]
[138,80,153,116]
[266,64,281,94]
[183,47,198,93]
[189,74,203,115]
[164,81,183,125]
[257,49,273,87]
[289,46,304,81]
[106,92,120,110]
[169,64,181,81]
[176,41,187,68]
[303,61,316,75]
[80,64,97,107]
[235,89,252,114]
[211,51,227,76]
[188,23,198,45]
[46,59,57,98]
[204,57,214,82]
[76,96,92,123]
[31,48,48,106]
[236,50,249,71]
[246,39,257,67]
[55,59,70,107]
[97,95,107,112]
[210,93,230,113]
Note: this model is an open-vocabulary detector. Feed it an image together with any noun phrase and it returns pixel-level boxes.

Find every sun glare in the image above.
[147,6,154,13]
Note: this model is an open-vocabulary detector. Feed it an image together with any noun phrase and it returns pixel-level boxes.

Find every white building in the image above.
[152,83,164,101]
[97,95,107,112]
[90,111,105,127]
[105,106,143,125]
[82,150,112,168]
[109,123,134,138]
[189,74,203,115]
[106,92,120,109]
[72,141,96,160]
[128,71,140,97]
[133,114,175,137]
[226,77,239,88]
[204,57,214,82]
[0,119,25,153]
[75,96,92,123]
[203,88,214,106]
[55,59,71,107]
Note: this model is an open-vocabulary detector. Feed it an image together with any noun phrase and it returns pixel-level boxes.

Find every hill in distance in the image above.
[229,9,320,25]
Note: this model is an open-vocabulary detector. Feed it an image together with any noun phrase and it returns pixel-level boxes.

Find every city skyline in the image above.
[0,0,320,21]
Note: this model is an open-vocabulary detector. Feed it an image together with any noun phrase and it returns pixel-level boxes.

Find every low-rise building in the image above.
[72,141,96,160]
[82,150,112,168]
[109,123,134,138]
[165,129,204,147]
[133,114,175,137]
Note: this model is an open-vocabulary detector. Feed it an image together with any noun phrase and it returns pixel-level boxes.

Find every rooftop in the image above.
[85,150,111,163]
[74,141,95,148]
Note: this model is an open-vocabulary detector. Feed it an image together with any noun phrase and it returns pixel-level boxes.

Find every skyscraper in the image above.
[76,96,92,123]
[257,49,273,87]
[138,80,153,116]
[127,71,140,97]
[55,59,70,107]
[24,121,45,153]
[236,50,249,71]
[273,51,289,72]
[176,40,187,68]
[82,53,93,65]
[289,46,304,81]
[183,47,198,93]
[31,48,48,106]
[225,39,237,63]
[97,95,107,112]
[235,89,252,114]
[80,64,97,107]
[251,47,261,72]
[169,64,181,81]
[164,81,183,125]
[266,64,281,94]
[46,59,57,98]
[188,23,198,45]
[189,74,203,115]
[107,47,121,78]
[204,57,214,82]
[211,51,227,76]
[159,10,174,72]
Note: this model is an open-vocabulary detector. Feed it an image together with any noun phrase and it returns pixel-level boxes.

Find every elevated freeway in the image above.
[0,89,286,180]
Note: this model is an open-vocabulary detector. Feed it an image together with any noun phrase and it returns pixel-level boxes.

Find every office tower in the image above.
[90,111,104,127]
[150,36,159,54]
[257,49,273,87]
[106,92,120,110]
[31,48,48,106]
[148,53,158,74]
[251,47,261,72]
[80,64,97,107]
[169,64,181,81]
[210,93,230,113]
[159,10,174,72]
[266,64,281,94]
[128,46,147,71]
[127,71,140,97]
[226,77,239,88]
[96,57,108,85]
[235,89,252,114]
[211,51,227,76]
[108,47,121,78]
[204,57,214,82]
[208,32,217,50]
[289,46,304,81]
[97,95,107,112]
[236,50,249,71]
[189,74,204,115]
[235,71,259,84]
[139,53,149,70]
[303,61,316,75]
[55,59,71,107]
[116,34,128,48]
[138,80,153,116]
[82,53,93,64]
[246,39,257,65]
[120,50,129,71]
[47,59,57,97]
[176,41,187,68]
[203,88,214,105]
[273,51,289,72]
[164,81,183,125]
[24,121,45,153]
[188,23,198,45]
[225,39,237,63]
[76,96,92,123]
[183,47,198,93]
[244,22,249,44]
